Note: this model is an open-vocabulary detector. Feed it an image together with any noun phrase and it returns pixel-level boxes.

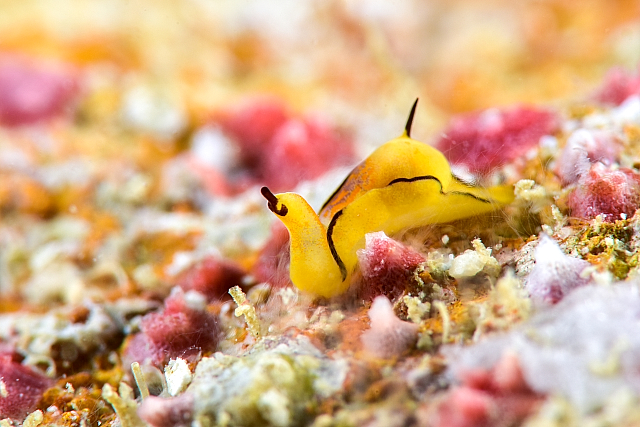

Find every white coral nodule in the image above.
[524,234,591,304]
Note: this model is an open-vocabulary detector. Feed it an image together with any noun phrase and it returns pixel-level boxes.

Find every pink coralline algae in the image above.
[0,353,53,420]
[432,352,543,427]
[555,129,621,185]
[361,296,419,359]
[221,96,289,169]
[567,162,640,222]
[124,288,220,367]
[356,231,426,301]
[138,394,194,427]
[0,55,77,127]
[261,115,354,190]
[525,234,591,304]
[436,106,558,175]
[221,96,354,191]
[594,67,640,106]
[184,155,234,197]
[177,256,246,302]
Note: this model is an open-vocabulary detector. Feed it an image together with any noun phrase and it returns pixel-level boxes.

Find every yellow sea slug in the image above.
[261,100,514,298]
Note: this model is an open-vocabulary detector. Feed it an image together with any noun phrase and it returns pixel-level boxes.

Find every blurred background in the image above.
[1,0,638,136]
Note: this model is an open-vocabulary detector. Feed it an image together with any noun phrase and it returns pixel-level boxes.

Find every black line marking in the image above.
[387,175,492,204]
[449,191,491,204]
[326,209,348,281]
[405,98,419,138]
[387,175,439,185]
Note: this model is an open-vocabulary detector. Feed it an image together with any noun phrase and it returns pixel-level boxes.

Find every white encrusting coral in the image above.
[102,382,146,427]
[473,270,531,338]
[0,303,118,375]
[185,335,347,427]
[403,295,431,324]
[121,84,187,140]
[165,358,193,397]
[514,179,549,213]
[525,234,591,304]
[447,283,640,413]
[448,239,500,279]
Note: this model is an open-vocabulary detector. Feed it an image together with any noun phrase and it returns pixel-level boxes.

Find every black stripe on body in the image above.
[325,173,492,282]
[326,209,348,281]
[389,175,492,204]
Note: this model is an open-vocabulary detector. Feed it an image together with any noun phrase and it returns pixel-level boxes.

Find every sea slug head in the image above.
[261,186,319,229]
[261,185,346,297]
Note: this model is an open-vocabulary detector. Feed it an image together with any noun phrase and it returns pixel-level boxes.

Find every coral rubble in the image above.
[0,2,639,426]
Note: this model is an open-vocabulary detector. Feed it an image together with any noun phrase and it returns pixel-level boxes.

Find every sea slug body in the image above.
[262,100,514,297]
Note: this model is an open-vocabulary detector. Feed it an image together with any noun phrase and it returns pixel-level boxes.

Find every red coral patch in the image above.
[356,232,425,301]
[594,67,640,106]
[177,256,246,302]
[432,353,543,427]
[124,288,220,367]
[437,106,558,175]
[261,115,354,190]
[0,353,53,420]
[0,55,77,127]
[220,96,289,169]
[568,163,640,222]
[220,96,354,191]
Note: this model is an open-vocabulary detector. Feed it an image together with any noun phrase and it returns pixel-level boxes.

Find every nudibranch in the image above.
[261,100,514,298]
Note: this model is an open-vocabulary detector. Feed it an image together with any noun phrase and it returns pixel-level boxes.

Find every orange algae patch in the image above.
[331,307,370,354]
[124,230,201,284]
[51,185,95,216]
[39,371,119,426]
[0,28,142,69]
[0,172,54,216]
[421,299,479,345]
